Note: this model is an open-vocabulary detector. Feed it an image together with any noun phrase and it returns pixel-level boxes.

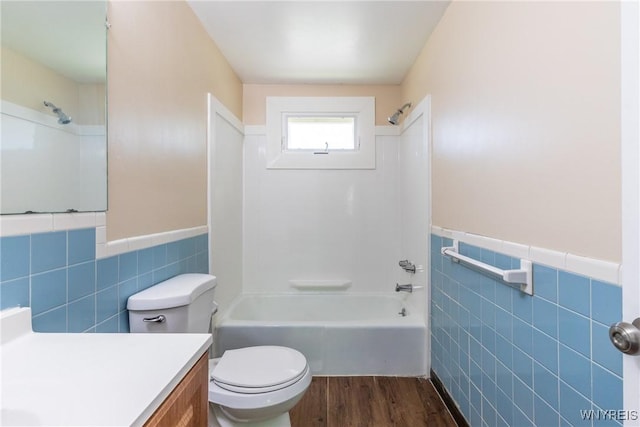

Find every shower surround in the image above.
[243,133,401,295]
[234,100,431,374]
[242,102,429,296]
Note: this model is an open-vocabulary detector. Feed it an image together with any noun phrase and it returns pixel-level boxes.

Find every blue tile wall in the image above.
[431,234,623,427]
[0,228,209,333]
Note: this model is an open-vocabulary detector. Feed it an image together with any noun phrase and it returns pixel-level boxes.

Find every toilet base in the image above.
[208,403,291,427]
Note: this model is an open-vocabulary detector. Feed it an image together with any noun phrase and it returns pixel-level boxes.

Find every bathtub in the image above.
[214,293,426,376]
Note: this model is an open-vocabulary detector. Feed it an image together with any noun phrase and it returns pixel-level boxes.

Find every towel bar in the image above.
[441,240,533,296]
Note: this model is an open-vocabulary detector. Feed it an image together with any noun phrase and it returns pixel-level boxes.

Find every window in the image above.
[266,97,375,169]
[285,115,357,152]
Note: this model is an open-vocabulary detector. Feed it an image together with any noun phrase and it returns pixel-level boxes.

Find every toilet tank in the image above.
[127,274,217,333]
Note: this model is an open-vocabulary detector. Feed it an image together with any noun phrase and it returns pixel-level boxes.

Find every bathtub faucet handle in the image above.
[398,260,416,274]
[396,283,414,293]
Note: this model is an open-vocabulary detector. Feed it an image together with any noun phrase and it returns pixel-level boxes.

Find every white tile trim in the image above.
[565,253,620,285]
[529,246,566,271]
[106,239,129,257]
[53,213,98,231]
[501,240,530,261]
[99,225,209,259]
[95,226,107,244]
[95,212,106,227]
[95,243,107,259]
[1,213,98,236]
[431,225,621,285]
[0,211,208,259]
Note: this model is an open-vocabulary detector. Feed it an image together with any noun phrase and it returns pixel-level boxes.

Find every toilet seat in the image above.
[211,346,308,394]
[209,355,312,411]
[214,368,307,394]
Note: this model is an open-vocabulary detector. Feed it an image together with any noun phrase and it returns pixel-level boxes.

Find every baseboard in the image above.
[430,369,470,427]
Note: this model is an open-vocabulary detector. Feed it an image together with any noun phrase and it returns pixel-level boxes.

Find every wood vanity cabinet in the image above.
[144,352,209,427]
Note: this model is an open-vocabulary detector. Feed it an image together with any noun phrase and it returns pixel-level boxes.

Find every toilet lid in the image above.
[211,346,307,390]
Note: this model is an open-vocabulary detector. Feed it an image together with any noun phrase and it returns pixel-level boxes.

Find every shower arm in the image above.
[397,103,412,114]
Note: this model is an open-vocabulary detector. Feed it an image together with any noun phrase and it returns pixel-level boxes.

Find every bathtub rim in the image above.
[215,291,426,328]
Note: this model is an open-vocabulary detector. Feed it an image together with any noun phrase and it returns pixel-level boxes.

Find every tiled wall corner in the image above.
[0,229,209,333]
[430,234,623,427]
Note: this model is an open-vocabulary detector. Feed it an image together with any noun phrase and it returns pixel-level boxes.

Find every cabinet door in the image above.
[144,352,209,427]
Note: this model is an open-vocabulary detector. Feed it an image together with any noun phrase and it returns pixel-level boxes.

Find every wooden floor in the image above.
[290,377,458,427]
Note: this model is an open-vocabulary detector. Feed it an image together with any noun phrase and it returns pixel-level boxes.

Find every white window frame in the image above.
[266,96,375,169]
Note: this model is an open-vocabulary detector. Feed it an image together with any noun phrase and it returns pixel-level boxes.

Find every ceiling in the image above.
[188,1,450,85]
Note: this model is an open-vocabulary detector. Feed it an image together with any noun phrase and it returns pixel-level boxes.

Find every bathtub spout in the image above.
[395,283,414,293]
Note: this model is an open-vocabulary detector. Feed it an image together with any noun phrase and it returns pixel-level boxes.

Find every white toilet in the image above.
[127,273,312,427]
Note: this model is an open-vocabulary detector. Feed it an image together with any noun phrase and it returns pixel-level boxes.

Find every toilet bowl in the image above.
[127,274,311,427]
[208,346,312,426]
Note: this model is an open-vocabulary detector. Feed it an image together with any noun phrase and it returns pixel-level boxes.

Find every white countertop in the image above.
[1,307,212,427]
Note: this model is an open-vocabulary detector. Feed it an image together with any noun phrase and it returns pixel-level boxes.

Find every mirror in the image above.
[0,1,107,214]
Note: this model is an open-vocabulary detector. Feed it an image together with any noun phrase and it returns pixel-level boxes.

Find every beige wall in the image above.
[402,1,621,262]
[1,46,81,119]
[107,0,242,240]
[243,84,401,126]
[76,83,106,126]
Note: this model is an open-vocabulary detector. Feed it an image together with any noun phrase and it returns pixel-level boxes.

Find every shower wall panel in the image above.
[242,134,401,294]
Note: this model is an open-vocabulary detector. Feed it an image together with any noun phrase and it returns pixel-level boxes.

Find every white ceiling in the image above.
[188,1,450,85]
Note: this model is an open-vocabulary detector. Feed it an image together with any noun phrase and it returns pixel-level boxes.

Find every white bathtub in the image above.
[214,293,426,376]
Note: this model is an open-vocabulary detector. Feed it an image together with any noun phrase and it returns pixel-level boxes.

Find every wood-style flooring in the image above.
[290,376,458,427]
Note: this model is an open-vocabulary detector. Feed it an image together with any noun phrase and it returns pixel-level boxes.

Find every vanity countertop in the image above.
[1,307,211,427]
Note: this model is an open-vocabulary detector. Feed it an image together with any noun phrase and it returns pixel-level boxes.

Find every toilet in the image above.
[127,273,311,427]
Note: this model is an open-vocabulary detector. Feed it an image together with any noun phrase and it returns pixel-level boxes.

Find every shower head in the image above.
[44,101,72,125]
[387,102,412,125]
[387,112,401,126]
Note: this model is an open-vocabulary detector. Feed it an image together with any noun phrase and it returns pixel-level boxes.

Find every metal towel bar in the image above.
[441,240,533,296]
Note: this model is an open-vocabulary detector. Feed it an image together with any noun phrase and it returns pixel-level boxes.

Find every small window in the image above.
[284,115,357,152]
[267,97,375,169]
